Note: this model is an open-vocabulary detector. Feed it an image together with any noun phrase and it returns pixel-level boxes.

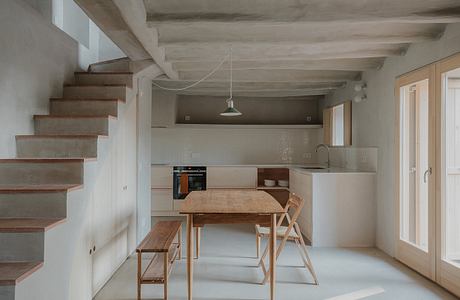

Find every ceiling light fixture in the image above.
[220,47,242,117]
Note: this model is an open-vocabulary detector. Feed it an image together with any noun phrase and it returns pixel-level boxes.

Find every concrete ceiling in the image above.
[78,0,460,98]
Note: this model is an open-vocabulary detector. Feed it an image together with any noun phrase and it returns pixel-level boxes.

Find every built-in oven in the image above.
[173,166,207,199]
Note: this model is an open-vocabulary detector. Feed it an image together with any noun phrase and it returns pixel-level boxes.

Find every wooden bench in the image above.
[136,221,182,300]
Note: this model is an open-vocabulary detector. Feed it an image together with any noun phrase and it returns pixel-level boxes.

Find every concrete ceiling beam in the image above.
[171,89,336,97]
[152,79,345,90]
[163,43,407,62]
[171,58,385,72]
[143,0,460,24]
[153,23,445,45]
[177,69,361,82]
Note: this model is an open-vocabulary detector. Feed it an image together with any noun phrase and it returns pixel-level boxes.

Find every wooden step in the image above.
[0,218,65,233]
[0,159,84,185]
[50,98,121,117]
[0,184,83,193]
[34,115,113,136]
[63,85,130,101]
[74,72,133,87]
[16,135,101,159]
[0,261,43,286]
[0,185,80,218]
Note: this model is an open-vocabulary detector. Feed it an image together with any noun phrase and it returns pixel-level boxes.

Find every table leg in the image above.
[187,215,194,300]
[270,214,276,300]
[164,252,169,300]
[195,227,201,259]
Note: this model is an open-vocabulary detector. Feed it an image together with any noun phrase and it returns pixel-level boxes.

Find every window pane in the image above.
[399,79,429,251]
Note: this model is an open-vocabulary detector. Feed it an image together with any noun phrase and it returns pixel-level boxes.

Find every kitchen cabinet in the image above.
[207,166,257,189]
[151,165,174,213]
[290,168,375,247]
[151,165,173,188]
[151,189,174,211]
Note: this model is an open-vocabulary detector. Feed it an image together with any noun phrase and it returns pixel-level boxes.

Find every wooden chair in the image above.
[255,193,318,285]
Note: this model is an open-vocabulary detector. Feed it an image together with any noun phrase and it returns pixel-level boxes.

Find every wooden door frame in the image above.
[394,64,436,280]
[435,52,460,296]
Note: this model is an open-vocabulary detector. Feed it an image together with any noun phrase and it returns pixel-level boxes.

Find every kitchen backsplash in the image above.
[317,147,378,172]
[152,127,323,165]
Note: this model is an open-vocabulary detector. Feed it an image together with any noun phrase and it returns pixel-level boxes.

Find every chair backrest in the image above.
[277,193,305,228]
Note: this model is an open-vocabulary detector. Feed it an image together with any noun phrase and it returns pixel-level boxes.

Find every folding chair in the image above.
[255,193,318,285]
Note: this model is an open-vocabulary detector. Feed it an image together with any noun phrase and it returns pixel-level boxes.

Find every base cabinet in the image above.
[290,169,376,247]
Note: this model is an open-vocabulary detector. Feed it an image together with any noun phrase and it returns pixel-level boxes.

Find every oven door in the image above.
[173,167,206,199]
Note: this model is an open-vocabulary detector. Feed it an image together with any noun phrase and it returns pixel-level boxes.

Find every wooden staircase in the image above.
[0,71,133,298]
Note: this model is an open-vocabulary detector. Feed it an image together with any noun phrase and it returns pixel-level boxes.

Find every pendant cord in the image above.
[229,47,233,100]
[152,53,230,91]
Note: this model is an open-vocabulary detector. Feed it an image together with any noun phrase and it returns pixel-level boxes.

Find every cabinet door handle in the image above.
[423,167,432,183]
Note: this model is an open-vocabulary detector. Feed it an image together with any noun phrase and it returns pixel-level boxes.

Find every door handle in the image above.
[423,167,432,183]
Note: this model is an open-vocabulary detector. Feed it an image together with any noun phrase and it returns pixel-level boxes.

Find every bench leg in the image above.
[164,252,169,300]
[137,252,142,300]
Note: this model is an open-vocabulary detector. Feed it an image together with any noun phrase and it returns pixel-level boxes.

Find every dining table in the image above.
[180,189,284,300]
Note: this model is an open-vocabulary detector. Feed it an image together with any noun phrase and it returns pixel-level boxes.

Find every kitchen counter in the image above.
[151,163,375,174]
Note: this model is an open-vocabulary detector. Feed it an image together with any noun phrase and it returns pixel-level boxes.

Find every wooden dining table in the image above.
[180,189,284,300]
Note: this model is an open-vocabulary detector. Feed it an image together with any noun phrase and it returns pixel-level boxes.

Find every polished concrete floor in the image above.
[95,223,458,300]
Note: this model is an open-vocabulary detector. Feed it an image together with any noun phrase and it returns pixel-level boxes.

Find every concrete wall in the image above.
[152,90,324,165]
[176,95,321,125]
[322,23,460,256]
[0,0,78,158]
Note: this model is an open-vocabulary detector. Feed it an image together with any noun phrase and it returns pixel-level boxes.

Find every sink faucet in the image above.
[315,144,330,168]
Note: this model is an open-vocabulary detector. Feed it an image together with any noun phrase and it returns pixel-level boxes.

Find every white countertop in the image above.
[151,163,376,174]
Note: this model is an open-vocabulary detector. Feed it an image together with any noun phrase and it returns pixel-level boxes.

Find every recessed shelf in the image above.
[172,124,323,129]
[257,186,289,191]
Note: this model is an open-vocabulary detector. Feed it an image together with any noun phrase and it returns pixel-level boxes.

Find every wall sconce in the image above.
[354,82,367,103]
[354,83,367,92]
[354,95,367,103]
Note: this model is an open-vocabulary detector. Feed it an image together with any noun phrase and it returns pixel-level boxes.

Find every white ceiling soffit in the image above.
[143,0,460,97]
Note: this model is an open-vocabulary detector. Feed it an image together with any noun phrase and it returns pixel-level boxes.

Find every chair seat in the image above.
[256,224,299,239]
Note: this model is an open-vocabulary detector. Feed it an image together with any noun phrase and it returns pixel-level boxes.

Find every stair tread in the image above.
[64,84,128,87]
[0,218,65,232]
[16,134,105,139]
[0,158,85,163]
[0,261,43,286]
[0,184,83,193]
[34,115,116,119]
[74,71,133,75]
[50,98,123,102]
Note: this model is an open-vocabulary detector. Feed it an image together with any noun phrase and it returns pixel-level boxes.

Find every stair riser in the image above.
[0,192,66,218]
[0,162,83,185]
[16,138,98,158]
[63,86,128,100]
[74,73,133,87]
[50,101,119,117]
[0,233,43,261]
[34,118,108,135]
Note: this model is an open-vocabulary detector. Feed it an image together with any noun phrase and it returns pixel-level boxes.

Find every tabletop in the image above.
[179,190,284,215]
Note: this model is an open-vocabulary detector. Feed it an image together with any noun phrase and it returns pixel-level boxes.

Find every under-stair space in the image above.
[0,70,134,300]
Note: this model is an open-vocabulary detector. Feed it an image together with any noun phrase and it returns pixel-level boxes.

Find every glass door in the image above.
[395,66,436,280]
[436,55,460,296]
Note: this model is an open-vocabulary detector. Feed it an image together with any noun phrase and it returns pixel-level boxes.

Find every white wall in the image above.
[322,23,460,256]
[152,127,322,165]
[51,0,125,69]
[0,0,78,158]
